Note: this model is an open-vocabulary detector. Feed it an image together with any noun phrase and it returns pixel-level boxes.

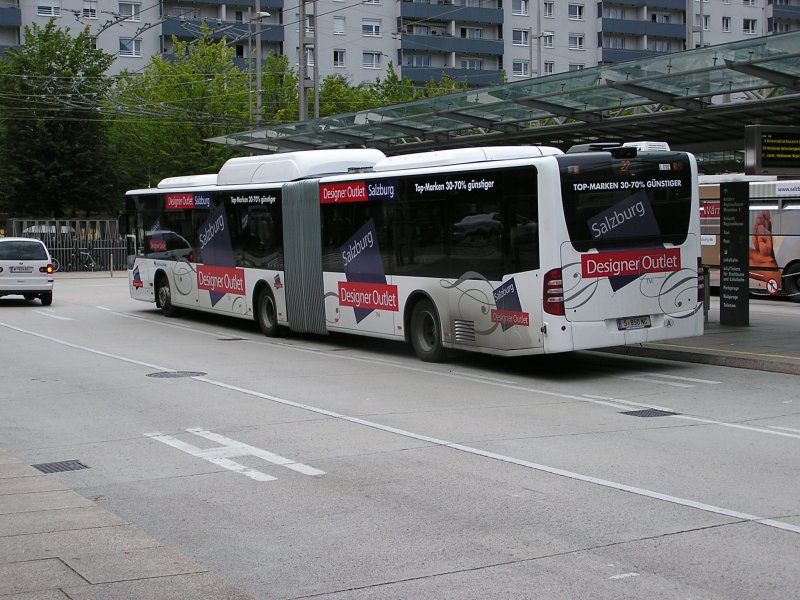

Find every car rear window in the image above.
[0,241,48,260]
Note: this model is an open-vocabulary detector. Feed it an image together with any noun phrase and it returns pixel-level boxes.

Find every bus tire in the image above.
[783,263,800,303]
[256,286,280,337]
[156,274,178,317]
[410,298,446,362]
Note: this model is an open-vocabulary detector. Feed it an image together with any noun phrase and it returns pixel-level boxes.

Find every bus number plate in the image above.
[617,316,651,330]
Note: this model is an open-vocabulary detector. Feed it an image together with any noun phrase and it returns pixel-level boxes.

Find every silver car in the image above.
[0,238,54,305]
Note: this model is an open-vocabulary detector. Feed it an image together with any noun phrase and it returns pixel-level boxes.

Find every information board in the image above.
[719,182,749,326]
[745,125,800,176]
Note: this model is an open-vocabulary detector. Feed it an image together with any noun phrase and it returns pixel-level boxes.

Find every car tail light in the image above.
[41,264,54,274]
[697,257,704,304]
[0,266,3,273]
[543,268,565,316]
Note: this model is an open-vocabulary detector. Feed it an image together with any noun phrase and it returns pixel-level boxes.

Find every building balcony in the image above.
[601,47,666,63]
[400,1,503,25]
[602,0,684,9]
[601,18,685,39]
[401,65,502,86]
[165,0,284,8]
[401,33,503,55]
[161,18,284,43]
[773,5,800,22]
[0,6,21,27]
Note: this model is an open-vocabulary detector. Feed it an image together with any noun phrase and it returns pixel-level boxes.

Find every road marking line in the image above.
[645,342,800,363]
[609,573,639,580]
[641,372,721,385]
[144,429,324,482]
[33,310,71,321]
[617,375,694,389]
[769,426,800,434]
[3,322,799,534]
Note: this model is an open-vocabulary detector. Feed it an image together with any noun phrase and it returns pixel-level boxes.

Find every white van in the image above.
[0,238,55,305]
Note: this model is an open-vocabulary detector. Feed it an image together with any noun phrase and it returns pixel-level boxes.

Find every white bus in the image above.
[700,176,800,300]
[124,144,704,361]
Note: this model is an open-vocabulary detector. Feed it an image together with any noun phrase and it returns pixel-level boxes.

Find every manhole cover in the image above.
[146,371,207,378]
[32,460,90,474]
[621,409,679,418]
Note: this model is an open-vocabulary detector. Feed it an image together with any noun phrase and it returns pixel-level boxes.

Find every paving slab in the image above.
[62,545,208,585]
[0,506,127,537]
[0,476,66,496]
[0,463,40,479]
[0,558,87,596]
[62,572,255,600]
[0,490,95,515]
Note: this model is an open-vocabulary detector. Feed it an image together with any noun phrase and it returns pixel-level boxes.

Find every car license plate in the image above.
[617,315,651,330]
[10,266,33,273]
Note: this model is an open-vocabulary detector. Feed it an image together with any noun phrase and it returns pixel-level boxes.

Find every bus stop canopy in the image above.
[207,31,800,158]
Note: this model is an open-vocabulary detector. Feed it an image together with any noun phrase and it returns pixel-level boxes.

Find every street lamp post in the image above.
[253,5,271,126]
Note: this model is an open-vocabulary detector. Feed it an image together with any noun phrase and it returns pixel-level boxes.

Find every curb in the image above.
[598,345,800,376]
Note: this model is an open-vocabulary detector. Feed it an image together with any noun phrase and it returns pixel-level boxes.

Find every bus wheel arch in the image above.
[155,270,178,317]
[782,261,800,302]
[406,293,447,362]
[254,282,281,337]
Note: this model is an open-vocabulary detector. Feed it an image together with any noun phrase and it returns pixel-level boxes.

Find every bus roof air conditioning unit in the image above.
[623,141,671,152]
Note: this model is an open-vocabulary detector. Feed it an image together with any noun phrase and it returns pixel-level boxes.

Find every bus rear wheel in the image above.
[256,286,280,337]
[156,274,178,317]
[410,299,446,362]
[783,263,800,303]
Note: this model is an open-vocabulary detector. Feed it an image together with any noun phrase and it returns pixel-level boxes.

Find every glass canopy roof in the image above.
[208,31,800,156]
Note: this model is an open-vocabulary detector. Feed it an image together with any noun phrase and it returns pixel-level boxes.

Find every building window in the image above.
[512,60,529,77]
[83,0,97,18]
[305,15,314,34]
[568,63,584,71]
[461,27,484,39]
[305,47,315,67]
[406,54,431,66]
[743,18,757,34]
[722,16,731,32]
[604,6,623,19]
[364,0,380,4]
[775,22,791,33]
[363,51,381,68]
[460,57,484,69]
[333,16,345,35]
[235,11,243,22]
[362,19,381,37]
[119,37,142,57]
[543,1,553,18]
[568,4,584,20]
[119,2,141,22]
[652,13,670,23]
[512,0,528,16]
[703,14,710,30]
[333,49,346,67]
[543,61,554,74]
[235,45,244,58]
[569,34,584,50]
[412,25,429,35]
[37,1,61,16]
[648,39,672,52]
[743,0,754,6]
[607,36,625,49]
[512,29,529,46]
[542,34,554,48]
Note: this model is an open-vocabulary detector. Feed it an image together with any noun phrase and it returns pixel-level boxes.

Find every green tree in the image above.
[262,52,298,122]
[108,26,249,191]
[0,20,115,217]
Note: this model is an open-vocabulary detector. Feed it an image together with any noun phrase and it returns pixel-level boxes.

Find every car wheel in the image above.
[156,275,178,317]
[40,291,53,306]
[23,294,35,301]
[410,298,446,362]
[255,286,280,337]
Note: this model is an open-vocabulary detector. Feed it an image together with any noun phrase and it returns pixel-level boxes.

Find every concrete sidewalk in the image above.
[0,449,254,599]
[601,296,800,375]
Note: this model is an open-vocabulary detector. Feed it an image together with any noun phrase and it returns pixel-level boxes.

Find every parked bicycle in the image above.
[66,247,97,272]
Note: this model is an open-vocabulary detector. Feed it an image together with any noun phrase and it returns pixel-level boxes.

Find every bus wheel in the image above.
[410,299,446,362]
[783,264,800,303]
[156,274,178,317]
[256,287,280,337]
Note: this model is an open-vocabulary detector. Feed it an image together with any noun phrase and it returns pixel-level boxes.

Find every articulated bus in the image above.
[124,144,703,361]
[700,176,800,300]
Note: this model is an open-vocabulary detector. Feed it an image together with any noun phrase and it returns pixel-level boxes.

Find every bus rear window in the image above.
[557,153,692,251]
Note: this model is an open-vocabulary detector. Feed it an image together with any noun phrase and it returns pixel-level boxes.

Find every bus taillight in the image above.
[543,268,565,316]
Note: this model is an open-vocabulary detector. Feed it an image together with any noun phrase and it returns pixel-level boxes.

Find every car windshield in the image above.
[0,241,48,261]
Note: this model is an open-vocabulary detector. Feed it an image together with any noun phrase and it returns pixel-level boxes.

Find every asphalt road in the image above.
[1,276,799,599]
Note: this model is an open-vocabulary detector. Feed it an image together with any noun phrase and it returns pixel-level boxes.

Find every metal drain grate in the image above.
[32,460,90,474]
[146,371,207,378]
[621,409,679,418]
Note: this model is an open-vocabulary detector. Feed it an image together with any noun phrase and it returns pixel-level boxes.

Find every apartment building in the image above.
[1,0,798,85]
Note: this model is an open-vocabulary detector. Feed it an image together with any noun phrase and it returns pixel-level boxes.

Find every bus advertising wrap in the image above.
[196,202,243,305]
[339,219,398,323]
[491,278,530,331]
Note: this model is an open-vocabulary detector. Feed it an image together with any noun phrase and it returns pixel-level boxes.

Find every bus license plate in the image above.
[10,266,33,273]
[617,316,651,330]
